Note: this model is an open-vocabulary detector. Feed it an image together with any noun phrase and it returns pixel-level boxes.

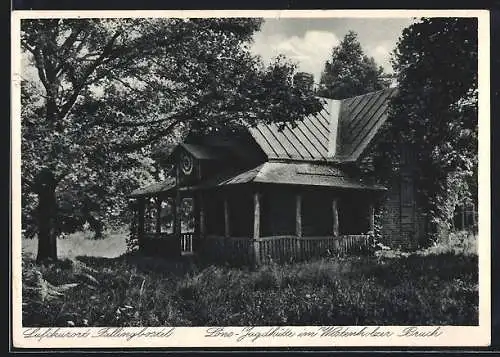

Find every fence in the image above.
[200,234,372,266]
[181,232,194,255]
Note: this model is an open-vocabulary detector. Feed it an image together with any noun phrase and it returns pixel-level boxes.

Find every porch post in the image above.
[253,192,261,265]
[368,202,375,232]
[174,191,181,254]
[224,197,230,238]
[332,198,339,237]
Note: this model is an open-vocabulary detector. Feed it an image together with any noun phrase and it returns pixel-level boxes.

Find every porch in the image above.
[130,183,380,266]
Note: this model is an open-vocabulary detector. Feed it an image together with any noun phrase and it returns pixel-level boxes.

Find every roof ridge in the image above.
[340,87,397,102]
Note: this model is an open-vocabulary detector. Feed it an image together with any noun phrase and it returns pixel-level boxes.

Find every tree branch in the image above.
[54,26,86,75]
[32,47,51,93]
[114,116,184,153]
[107,115,175,128]
[59,31,122,120]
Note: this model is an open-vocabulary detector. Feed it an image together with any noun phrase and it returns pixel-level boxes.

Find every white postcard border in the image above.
[11,9,491,349]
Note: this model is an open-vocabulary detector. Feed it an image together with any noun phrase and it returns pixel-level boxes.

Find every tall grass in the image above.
[22,250,478,327]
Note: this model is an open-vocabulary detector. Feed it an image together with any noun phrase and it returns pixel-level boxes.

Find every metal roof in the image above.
[336,88,398,161]
[248,98,333,161]
[247,88,397,163]
[129,177,176,198]
[192,161,386,191]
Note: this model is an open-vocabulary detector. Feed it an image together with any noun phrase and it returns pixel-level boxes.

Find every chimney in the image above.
[327,99,342,158]
[293,72,315,92]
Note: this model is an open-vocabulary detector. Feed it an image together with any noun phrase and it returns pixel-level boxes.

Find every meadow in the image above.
[21,230,478,327]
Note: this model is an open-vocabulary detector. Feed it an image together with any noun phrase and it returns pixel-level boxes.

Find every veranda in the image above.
[130,183,378,266]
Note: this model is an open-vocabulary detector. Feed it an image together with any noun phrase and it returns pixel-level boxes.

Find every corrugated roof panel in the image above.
[282,123,318,160]
[347,90,390,145]
[346,92,378,129]
[255,124,289,158]
[349,101,391,160]
[249,125,280,159]
[345,91,382,134]
[299,116,329,156]
[292,121,327,159]
[307,113,330,142]
[316,108,332,132]
[335,88,397,161]
[268,122,305,159]
[279,124,314,160]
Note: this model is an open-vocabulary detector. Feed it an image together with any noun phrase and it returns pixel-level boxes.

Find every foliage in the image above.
[385,17,478,237]
[22,238,478,327]
[317,31,390,99]
[126,201,140,254]
[20,18,323,260]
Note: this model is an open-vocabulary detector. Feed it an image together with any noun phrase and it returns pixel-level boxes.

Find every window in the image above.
[159,199,174,233]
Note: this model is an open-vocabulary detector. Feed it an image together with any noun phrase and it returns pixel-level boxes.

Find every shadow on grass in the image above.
[76,252,200,277]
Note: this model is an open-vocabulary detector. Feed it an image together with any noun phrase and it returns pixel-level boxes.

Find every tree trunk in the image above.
[34,168,58,263]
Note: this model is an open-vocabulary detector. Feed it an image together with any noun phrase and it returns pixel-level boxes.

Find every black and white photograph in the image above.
[11,10,490,348]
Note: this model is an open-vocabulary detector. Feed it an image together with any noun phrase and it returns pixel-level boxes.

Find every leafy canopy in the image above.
[317,31,390,100]
[388,17,478,231]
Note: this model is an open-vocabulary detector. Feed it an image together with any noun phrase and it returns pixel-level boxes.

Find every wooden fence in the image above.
[180,233,194,255]
[200,234,372,266]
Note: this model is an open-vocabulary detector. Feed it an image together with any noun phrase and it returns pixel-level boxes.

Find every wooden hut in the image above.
[129,88,427,265]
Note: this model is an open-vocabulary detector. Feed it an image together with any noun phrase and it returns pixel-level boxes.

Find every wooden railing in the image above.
[181,232,194,254]
[201,236,254,266]
[201,234,372,266]
[257,234,371,264]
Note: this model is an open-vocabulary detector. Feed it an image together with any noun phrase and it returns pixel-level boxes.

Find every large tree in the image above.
[317,31,390,99]
[388,17,478,237]
[21,18,322,262]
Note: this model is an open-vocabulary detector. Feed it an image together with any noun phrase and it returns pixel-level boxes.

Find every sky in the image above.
[250,17,418,83]
[21,17,418,89]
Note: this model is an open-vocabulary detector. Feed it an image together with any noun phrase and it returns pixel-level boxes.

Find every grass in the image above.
[22,228,128,259]
[21,231,479,327]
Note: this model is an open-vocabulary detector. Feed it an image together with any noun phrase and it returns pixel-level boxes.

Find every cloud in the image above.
[366,43,394,73]
[251,30,340,83]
